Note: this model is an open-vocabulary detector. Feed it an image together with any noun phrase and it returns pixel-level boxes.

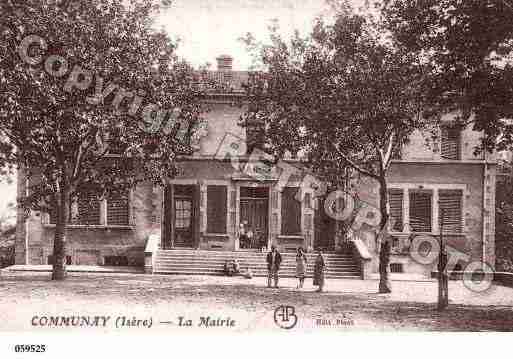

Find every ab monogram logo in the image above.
[274,305,298,329]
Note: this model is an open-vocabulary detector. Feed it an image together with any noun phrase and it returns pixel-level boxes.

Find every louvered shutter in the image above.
[441,127,461,160]
[77,192,101,225]
[107,190,129,226]
[439,189,462,233]
[409,191,432,232]
[206,185,227,234]
[192,184,201,247]
[163,184,175,249]
[388,189,403,232]
[281,187,301,235]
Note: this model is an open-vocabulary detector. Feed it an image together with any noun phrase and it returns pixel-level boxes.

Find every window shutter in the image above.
[409,191,432,232]
[107,190,130,226]
[245,117,263,155]
[270,189,279,238]
[192,184,201,247]
[388,189,403,232]
[439,189,462,233]
[163,184,175,249]
[207,185,227,234]
[441,127,461,160]
[77,193,101,225]
[281,187,301,235]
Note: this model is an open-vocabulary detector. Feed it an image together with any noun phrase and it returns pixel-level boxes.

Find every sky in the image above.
[155,0,362,70]
[0,0,366,219]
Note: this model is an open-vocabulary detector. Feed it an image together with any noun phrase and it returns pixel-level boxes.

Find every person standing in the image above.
[246,225,254,249]
[295,247,307,289]
[313,249,326,292]
[266,245,281,288]
[238,221,248,249]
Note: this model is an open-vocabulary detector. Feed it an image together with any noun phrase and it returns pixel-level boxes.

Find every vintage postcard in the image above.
[1,0,513,356]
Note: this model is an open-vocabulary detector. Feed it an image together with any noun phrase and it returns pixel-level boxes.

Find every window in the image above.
[107,190,130,226]
[77,192,101,225]
[390,263,404,273]
[388,189,404,232]
[439,189,463,233]
[409,190,432,232]
[281,187,301,235]
[207,185,227,233]
[175,198,192,229]
[240,187,268,198]
[244,111,264,154]
[48,189,131,226]
[104,256,128,266]
[441,126,461,160]
[246,124,261,155]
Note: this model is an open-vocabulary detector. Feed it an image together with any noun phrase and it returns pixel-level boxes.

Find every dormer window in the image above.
[441,126,461,160]
[246,120,262,154]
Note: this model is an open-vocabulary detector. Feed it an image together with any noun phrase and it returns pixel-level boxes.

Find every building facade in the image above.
[14,56,497,277]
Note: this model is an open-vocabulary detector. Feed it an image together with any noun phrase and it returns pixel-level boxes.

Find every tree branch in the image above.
[72,127,99,182]
[331,141,380,180]
[383,131,395,170]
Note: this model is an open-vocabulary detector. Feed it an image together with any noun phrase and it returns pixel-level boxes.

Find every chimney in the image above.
[216,54,233,72]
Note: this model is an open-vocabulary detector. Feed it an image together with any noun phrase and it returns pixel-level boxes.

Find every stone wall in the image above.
[353,162,492,277]
[15,182,160,266]
[15,103,496,273]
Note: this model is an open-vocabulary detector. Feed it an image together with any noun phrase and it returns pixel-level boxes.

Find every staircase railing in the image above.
[144,234,161,274]
[348,231,373,279]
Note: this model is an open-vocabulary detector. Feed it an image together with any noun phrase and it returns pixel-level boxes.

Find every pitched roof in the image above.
[194,70,250,94]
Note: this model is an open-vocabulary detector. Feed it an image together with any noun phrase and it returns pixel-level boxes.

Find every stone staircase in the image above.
[153,249,361,279]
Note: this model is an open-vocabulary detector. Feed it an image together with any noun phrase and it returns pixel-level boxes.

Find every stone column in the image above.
[270,186,280,248]
[151,185,163,248]
[198,181,207,249]
[15,165,28,264]
[302,191,314,251]
[483,163,496,268]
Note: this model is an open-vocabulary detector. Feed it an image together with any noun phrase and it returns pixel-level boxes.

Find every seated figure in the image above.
[224,259,240,276]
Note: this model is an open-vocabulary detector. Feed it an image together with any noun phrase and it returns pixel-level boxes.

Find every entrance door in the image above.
[314,197,336,251]
[174,195,193,247]
[163,184,199,249]
[239,187,269,250]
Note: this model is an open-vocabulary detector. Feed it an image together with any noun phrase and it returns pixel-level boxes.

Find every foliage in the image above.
[0,0,205,278]
[0,203,16,268]
[0,227,15,269]
[496,162,513,272]
[241,4,430,293]
[241,7,428,225]
[382,0,513,153]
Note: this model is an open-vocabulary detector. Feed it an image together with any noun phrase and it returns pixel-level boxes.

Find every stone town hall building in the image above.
[15,55,497,278]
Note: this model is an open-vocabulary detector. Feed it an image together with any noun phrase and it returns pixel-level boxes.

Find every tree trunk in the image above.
[52,189,69,280]
[378,177,392,294]
[438,209,449,310]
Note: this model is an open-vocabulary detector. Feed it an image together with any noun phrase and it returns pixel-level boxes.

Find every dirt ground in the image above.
[1,272,512,332]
